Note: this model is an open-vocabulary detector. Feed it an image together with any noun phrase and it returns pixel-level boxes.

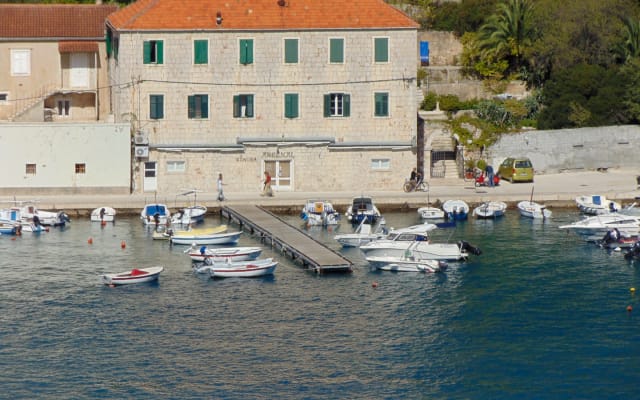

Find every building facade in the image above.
[0,4,117,122]
[107,0,419,194]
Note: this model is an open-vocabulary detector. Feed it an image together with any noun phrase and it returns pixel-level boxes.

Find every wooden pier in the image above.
[221,205,352,273]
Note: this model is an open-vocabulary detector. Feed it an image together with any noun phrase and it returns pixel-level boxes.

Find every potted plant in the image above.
[464,159,476,179]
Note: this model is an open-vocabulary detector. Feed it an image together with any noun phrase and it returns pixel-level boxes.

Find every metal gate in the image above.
[430,150,455,178]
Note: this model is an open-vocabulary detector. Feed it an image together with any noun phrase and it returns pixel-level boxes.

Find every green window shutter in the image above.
[156,41,164,64]
[201,95,208,118]
[246,95,254,117]
[188,95,195,118]
[284,39,298,63]
[285,93,299,118]
[143,41,151,64]
[194,40,208,64]
[105,31,112,57]
[374,38,388,62]
[240,39,253,64]
[375,93,388,116]
[323,94,331,117]
[233,95,240,117]
[150,95,164,119]
[330,38,344,63]
[343,94,350,117]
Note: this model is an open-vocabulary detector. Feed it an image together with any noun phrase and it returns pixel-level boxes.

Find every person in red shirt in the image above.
[262,171,273,196]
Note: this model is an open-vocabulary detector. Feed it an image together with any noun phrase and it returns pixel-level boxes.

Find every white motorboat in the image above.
[171,205,207,225]
[360,230,481,261]
[102,266,164,285]
[366,255,448,273]
[559,214,640,240]
[575,195,620,215]
[185,245,263,262]
[194,258,277,278]
[140,203,171,226]
[345,196,382,225]
[417,206,445,220]
[171,189,207,224]
[517,201,552,219]
[356,222,438,250]
[442,200,469,221]
[6,202,70,227]
[472,201,507,219]
[334,221,388,248]
[300,200,340,227]
[91,207,116,222]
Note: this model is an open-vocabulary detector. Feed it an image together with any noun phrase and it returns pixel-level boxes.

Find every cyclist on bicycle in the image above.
[409,168,423,191]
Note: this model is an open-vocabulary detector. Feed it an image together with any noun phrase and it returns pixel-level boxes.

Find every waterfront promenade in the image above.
[2,168,639,215]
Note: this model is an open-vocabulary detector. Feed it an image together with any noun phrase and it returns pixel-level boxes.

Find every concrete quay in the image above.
[2,168,639,217]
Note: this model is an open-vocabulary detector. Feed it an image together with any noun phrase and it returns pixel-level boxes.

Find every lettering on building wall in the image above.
[236,157,257,162]
[262,151,294,159]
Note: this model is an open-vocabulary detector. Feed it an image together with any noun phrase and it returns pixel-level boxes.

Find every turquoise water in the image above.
[1,210,639,399]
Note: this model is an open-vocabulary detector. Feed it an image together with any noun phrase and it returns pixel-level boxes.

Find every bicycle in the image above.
[403,179,429,193]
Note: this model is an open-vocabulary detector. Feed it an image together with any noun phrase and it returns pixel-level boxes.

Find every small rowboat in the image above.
[170,229,241,245]
[102,266,164,285]
[194,258,277,278]
[186,245,262,262]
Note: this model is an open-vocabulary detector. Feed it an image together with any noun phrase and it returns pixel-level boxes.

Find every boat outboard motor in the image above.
[625,242,640,260]
[33,215,41,227]
[459,240,482,256]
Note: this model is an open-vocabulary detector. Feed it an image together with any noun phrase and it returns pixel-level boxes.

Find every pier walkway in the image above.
[221,205,352,273]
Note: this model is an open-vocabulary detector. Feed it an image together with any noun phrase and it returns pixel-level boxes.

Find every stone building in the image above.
[106,0,419,194]
[0,4,117,122]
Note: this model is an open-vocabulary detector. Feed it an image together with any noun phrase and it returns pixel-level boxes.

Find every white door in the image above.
[70,53,90,88]
[264,160,292,190]
[143,162,158,192]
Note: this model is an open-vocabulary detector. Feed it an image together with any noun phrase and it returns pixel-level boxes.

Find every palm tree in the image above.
[477,0,537,72]
[615,16,640,63]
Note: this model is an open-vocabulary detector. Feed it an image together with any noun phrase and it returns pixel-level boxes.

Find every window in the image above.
[323,93,350,117]
[143,40,164,64]
[239,39,253,65]
[329,38,344,63]
[371,159,390,170]
[188,94,208,119]
[11,49,31,76]
[374,92,389,117]
[0,93,8,103]
[75,163,86,174]
[57,100,70,117]
[194,39,208,64]
[233,94,254,118]
[150,95,164,119]
[284,38,298,64]
[167,161,186,172]
[25,164,36,175]
[374,37,389,63]
[284,93,299,118]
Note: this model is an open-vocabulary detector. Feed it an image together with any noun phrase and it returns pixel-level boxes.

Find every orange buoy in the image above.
[372,281,378,288]
[88,237,93,244]
[120,240,126,249]
[627,305,633,313]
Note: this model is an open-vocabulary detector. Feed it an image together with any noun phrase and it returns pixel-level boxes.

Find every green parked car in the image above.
[497,157,534,183]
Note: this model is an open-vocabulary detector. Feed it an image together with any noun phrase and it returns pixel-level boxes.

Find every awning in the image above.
[58,41,98,53]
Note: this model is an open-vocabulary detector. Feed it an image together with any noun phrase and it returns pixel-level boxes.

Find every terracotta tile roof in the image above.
[59,41,99,53]
[0,4,118,39]
[107,0,418,31]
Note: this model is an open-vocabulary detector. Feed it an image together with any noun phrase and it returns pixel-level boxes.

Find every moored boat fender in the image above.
[458,240,482,256]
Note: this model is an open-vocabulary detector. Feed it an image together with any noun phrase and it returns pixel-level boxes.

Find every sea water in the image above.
[1,210,639,399]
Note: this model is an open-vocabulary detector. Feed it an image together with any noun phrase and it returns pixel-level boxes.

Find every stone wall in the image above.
[487,125,640,174]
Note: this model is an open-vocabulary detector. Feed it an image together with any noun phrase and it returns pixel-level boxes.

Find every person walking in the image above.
[262,171,273,197]
[217,173,225,201]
